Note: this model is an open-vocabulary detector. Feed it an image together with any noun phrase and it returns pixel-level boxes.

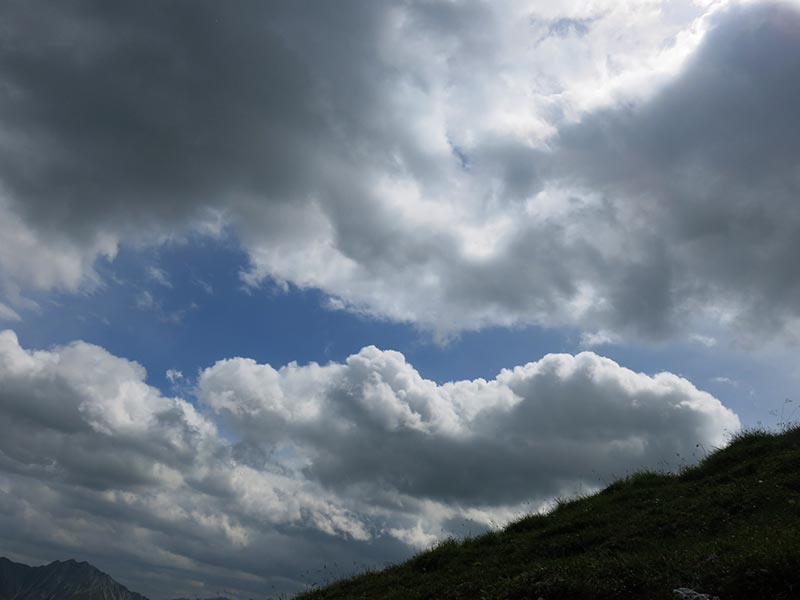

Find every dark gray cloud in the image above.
[0,0,634,335]
[1,2,799,335]
[0,1,333,233]
[547,1,800,340]
[0,330,737,597]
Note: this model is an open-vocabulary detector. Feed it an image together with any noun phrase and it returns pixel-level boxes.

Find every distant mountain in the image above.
[0,557,147,600]
[168,597,233,600]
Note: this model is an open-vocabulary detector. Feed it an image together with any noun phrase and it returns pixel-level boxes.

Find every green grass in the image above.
[296,426,800,600]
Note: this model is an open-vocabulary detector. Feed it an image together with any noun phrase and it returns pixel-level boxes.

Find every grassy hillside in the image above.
[296,427,800,600]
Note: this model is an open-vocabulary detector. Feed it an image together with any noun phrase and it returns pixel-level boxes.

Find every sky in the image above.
[0,0,799,598]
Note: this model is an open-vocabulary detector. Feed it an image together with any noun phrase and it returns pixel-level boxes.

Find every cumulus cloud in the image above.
[0,331,738,596]
[0,331,382,598]
[5,1,796,343]
[200,345,739,505]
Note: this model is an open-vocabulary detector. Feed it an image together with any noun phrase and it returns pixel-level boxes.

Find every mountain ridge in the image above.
[0,557,147,600]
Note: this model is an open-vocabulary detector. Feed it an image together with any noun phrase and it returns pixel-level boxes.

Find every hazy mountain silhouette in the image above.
[168,597,233,600]
[0,557,147,600]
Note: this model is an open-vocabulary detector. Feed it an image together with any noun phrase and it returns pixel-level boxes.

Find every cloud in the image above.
[146,267,172,289]
[546,1,800,341]
[134,288,195,325]
[7,0,788,343]
[0,330,738,596]
[690,334,718,348]
[199,345,738,506]
[135,290,155,311]
[165,369,183,384]
[0,302,20,322]
[0,197,117,300]
[579,330,619,348]
[0,330,382,598]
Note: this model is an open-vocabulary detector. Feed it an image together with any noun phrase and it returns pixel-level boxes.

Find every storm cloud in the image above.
[548,1,800,340]
[0,1,797,343]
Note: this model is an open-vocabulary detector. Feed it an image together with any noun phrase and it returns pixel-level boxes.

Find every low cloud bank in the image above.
[0,330,738,597]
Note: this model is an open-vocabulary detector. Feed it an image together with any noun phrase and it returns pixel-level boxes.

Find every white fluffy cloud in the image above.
[0,330,373,598]
[0,197,117,301]
[199,345,738,505]
[2,1,798,344]
[0,330,738,597]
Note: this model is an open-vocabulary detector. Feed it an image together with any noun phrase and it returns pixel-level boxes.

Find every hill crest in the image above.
[295,427,800,600]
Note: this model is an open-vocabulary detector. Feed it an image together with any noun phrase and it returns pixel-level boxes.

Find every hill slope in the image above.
[297,427,800,600]
[0,557,147,600]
